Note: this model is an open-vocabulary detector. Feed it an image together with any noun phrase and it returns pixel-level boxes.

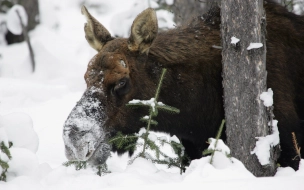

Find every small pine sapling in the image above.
[110,68,189,174]
[0,141,13,182]
[155,136,190,174]
[202,120,232,164]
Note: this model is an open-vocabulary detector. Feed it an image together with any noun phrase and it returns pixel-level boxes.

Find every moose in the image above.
[63,0,304,171]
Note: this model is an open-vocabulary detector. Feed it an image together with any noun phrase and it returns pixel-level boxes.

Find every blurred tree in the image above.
[0,0,39,44]
[171,0,220,25]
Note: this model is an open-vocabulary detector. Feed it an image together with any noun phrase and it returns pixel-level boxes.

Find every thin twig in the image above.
[292,132,301,160]
[16,9,35,72]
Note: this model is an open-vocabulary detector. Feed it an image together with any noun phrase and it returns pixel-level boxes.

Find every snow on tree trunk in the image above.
[221,0,278,176]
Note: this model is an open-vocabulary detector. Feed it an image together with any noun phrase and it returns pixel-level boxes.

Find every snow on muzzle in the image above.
[63,86,111,165]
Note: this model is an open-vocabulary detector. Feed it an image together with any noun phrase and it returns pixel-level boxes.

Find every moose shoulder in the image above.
[63,1,304,170]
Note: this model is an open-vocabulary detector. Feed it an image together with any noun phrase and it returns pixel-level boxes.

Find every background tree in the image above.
[0,0,39,44]
[221,0,279,176]
[171,0,219,25]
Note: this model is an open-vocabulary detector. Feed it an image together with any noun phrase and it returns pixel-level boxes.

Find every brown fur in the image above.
[65,1,304,170]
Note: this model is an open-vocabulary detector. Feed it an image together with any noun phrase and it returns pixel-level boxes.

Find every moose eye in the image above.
[112,78,130,97]
[118,80,126,87]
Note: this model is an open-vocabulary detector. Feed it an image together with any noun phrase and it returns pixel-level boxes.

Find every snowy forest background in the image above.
[0,0,304,189]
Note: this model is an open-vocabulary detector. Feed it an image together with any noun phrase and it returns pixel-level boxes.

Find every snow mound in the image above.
[0,112,39,153]
[126,158,158,174]
[0,112,39,181]
[184,157,254,182]
[7,147,39,180]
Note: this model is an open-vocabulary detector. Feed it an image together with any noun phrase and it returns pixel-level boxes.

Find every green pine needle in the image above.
[109,132,138,151]
[0,142,12,159]
[0,141,12,182]
[156,104,180,114]
[202,149,214,156]
[63,161,87,170]
[0,159,9,170]
[140,117,158,125]
[201,120,226,164]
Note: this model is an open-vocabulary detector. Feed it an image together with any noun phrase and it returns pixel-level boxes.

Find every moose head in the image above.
[63,6,162,165]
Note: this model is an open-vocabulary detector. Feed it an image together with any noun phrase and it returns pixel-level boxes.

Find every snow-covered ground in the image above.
[0,0,304,189]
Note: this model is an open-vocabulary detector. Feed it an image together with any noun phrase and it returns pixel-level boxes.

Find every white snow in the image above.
[0,113,39,153]
[110,0,175,37]
[0,0,303,189]
[142,115,150,120]
[247,43,263,50]
[148,133,158,142]
[231,36,240,45]
[207,138,231,155]
[170,135,180,143]
[252,88,279,165]
[0,113,39,181]
[251,120,280,165]
[137,128,147,137]
[6,4,28,35]
[129,98,157,112]
[0,127,9,147]
[165,0,174,5]
[7,147,39,180]
[260,88,273,107]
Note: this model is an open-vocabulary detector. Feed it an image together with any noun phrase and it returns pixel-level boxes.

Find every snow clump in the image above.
[260,88,273,107]
[6,5,28,35]
[231,36,240,45]
[247,43,263,50]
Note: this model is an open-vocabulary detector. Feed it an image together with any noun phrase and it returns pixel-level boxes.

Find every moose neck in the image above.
[148,17,222,68]
[141,20,224,145]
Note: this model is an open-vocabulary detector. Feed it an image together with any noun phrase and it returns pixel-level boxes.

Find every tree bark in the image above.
[221,0,277,176]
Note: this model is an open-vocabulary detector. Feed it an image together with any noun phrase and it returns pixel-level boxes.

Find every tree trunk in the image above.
[221,0,277,176]
[171,0,210,25]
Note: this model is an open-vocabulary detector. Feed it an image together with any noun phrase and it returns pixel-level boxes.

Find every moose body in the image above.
[63,1,304,171]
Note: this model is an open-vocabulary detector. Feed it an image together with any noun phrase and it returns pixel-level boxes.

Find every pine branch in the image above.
[109,132,138,151]
[140,117,158,125]
[215,119,225,140]
[63,160,111,176]
[0,142,12,159]
[202,120,226,164]
[63,161,87,170]
[202,149,214,156]
[156,104,180,114]
[123,68,187,174]
[0,141,12,182]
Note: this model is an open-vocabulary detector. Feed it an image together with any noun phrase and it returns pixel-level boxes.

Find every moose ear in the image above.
[128,8,158,54]
[81,6,113,52]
